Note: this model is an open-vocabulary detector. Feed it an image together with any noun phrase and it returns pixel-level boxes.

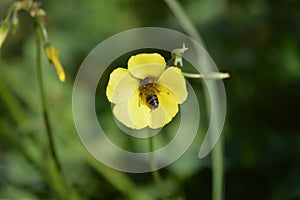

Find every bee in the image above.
[139,78,159,110]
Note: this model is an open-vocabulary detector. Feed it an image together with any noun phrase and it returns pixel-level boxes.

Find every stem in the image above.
[166,57,175,67]
[33,18,61,172]
[183,72,230,79]
[4,3,17,21]
[183,73,204,79]
[148,136,165,199]
[35,16,49,42]
[164,1,225,200]
[212,137,224,200]
[32,16,81,200]
[164,0,205,46]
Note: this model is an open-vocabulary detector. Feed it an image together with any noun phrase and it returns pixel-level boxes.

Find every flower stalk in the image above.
[164,1,226,200]
[33,16,80,200]
[1,1,76,198]
[183,72,230,79]
[148,136,166,199]
[33,17,61,172]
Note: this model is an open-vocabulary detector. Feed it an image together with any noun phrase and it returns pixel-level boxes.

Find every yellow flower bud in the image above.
[44,43,66,82]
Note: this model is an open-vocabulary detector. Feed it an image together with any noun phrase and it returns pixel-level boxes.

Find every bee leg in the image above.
[138,92,142,107]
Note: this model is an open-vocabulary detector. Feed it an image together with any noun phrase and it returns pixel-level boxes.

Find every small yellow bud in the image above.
[44,43,66,82]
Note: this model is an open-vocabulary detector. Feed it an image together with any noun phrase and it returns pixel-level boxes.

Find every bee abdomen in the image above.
[146,95,159,109]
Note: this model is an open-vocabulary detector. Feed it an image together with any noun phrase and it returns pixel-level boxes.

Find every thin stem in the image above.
[35,16,49,42]
[33,17,70,200]
[32,17,81,200]
[212,138,224,200]
[164,0,205,46]
[148,136,165,199]
[166,57,175,67]
[183,72,204,79]
[4,3,17,21]
[33,18,61,172]
[164,1,225,200]
[183,72,230,79]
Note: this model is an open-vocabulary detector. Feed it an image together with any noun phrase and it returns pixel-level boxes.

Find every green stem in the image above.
[4,3,17,21]
[212,137,224,200]
[35,16,50,42]
[33,17,61,172]
[148,136,165,199]
[164,1,224,200]
[33,17,82,200]
[166,57,175,67]
[163,0,205,46]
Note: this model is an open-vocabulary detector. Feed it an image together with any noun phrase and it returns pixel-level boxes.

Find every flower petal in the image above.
[128,90,151,128]
[106,68,139,104]
[113,103,138,129]
[128,53,166,79]
[156,67,188,103]
[149,106,168,129]
[149,87,179,129]
[113,89,151,129]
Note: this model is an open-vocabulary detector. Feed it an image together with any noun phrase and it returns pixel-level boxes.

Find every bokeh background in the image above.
[0,0,300,199]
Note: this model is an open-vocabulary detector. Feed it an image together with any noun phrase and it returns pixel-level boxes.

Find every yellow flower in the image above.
[44,43,66,82]
[106,53,188,129]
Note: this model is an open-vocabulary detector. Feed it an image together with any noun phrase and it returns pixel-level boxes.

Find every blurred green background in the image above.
[0,0,300,199]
